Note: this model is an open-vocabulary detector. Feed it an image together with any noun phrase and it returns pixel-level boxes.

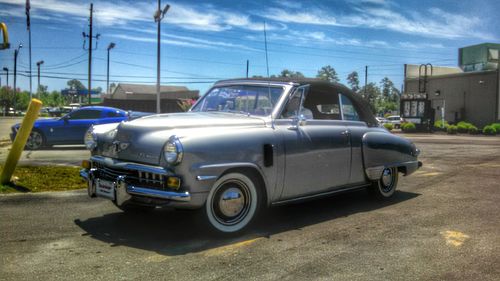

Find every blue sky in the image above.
[1,0,499,95]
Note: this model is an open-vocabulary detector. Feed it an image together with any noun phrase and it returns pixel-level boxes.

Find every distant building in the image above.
[402,43,500,128]
[102,83,199,113]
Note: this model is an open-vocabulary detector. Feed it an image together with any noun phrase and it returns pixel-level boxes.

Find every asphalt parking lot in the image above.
[1,134,499,280]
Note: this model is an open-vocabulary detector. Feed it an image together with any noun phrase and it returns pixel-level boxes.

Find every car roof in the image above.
[79,106,125,112]
[214,78,377,127]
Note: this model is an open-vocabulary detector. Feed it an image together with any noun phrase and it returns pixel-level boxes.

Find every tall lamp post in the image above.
[154,1,170,114]
[36,60,44,97]
[2,67,8,88]
[13,43,22,112]
[106,42,115,95]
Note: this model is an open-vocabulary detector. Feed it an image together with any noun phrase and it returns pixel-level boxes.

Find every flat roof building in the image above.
[402,43,500,128]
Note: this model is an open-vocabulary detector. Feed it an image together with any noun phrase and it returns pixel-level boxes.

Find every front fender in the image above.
[362,132,420,180]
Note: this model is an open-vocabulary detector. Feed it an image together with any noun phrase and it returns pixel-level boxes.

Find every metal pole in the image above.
[28,23,32,99]
[107,47,110,95]
[364,65,368,97]
[156,0,161,114]
[246,59,249,78]
[3,68,8,87]
[88,3,93,105]
[37,63,40,95]
[13,49,19,111]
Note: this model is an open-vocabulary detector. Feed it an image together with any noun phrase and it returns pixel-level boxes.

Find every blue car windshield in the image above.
[191,85,284,116]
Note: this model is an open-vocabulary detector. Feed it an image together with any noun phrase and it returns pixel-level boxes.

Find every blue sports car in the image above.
[10,106,139,150]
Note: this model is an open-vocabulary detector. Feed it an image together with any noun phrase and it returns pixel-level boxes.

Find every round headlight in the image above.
[164,136,183,165]
[84,127,97,150]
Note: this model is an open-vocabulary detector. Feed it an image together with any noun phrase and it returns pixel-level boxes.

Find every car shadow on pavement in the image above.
[74,189,419,256]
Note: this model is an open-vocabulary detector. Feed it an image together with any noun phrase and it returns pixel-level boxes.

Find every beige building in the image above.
[102,83,199,113]
[106,83,199,100]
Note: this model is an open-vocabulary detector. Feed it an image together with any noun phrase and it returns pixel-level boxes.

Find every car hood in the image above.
[13,118,60,128]
[99,112,267,165]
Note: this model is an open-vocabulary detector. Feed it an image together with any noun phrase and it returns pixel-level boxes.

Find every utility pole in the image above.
[83,3,100,105]
[364,65,368,97]
[26,0,33,99]
[36,60,44,97]
[107,42,115,95]
[13,43,22,111]
[246,59,249,78]
[154,1,170,114]
[2,68,8,87]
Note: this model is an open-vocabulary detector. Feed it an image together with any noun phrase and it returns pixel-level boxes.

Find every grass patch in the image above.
[0,165,85,193]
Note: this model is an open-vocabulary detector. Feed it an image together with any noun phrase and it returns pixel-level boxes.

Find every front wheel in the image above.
[25,130,45,150]
[369,167,399,199]
[201,172,263,235]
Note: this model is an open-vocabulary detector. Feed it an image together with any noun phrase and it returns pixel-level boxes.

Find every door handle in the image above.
[341,130,350,136]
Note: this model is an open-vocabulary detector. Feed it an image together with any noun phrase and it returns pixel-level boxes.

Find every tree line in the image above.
[0,79,104,112]
[256,65,401,116]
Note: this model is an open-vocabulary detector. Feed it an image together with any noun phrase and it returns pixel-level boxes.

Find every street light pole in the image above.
[36,60,44,97]
[2,67,8,87]
[13,43,22,112]
[106,42,115,95]
[154,1,170,114]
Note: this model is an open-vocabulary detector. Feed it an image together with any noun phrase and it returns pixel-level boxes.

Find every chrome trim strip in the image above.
[272,184,370,206]
[127,185,191,202]
[196,175,218,181]
[90,156,169,175]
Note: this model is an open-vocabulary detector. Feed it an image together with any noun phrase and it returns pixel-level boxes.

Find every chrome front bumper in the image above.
[80,164,191,205]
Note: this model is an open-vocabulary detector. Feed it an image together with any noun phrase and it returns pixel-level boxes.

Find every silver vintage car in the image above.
[81,78,422,234]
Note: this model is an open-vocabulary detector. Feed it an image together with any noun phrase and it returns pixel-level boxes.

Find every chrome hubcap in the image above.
[27,132,43,149]
[381,168,394,192]
[212,180,250,226]
[218,187,245,217]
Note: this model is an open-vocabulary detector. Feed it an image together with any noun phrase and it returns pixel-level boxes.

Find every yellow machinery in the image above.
[0,22,9,50]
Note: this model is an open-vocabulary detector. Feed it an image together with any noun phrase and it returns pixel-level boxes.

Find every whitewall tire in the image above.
[203,172,261,234]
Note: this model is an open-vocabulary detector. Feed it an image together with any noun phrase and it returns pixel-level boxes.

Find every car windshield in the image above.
[191,85,284,116]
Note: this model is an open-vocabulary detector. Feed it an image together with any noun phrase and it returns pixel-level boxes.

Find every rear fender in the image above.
[362,132,420,181]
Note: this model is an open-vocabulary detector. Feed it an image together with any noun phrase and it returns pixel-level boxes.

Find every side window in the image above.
[303,88,341,120]
[340,95,360,121]
[281,88,304,118]
[105,111,124,118]
[68,109,101,120]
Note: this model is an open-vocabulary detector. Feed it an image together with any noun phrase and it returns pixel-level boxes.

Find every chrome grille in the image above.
[92,161,166,190]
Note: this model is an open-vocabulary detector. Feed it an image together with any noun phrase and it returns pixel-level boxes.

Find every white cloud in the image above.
[262,3,495,40]
[109,32,260,52]
[0,0,282,32]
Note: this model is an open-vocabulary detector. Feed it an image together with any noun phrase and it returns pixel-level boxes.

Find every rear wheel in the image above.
[25,130,45,150]
[370,167,398,199]
[201,172,263,235]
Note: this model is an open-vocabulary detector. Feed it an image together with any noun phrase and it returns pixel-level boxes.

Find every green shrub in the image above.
[401,122,416,132]
[468,126,479,135]
[456,121,474,133]
[490,123,500,132]
[433,120,449,130]
[383,123,394,131]
[483,125,497,135]
[447,125,458,134]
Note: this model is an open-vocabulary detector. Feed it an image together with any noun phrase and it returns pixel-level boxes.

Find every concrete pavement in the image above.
[1,135,499,280]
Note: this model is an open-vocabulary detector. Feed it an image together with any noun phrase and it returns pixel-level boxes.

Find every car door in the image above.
[62,109,102,143]
[276,85,351,200]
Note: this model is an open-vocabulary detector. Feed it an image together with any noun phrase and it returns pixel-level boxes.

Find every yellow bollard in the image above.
[0,99,43,184]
